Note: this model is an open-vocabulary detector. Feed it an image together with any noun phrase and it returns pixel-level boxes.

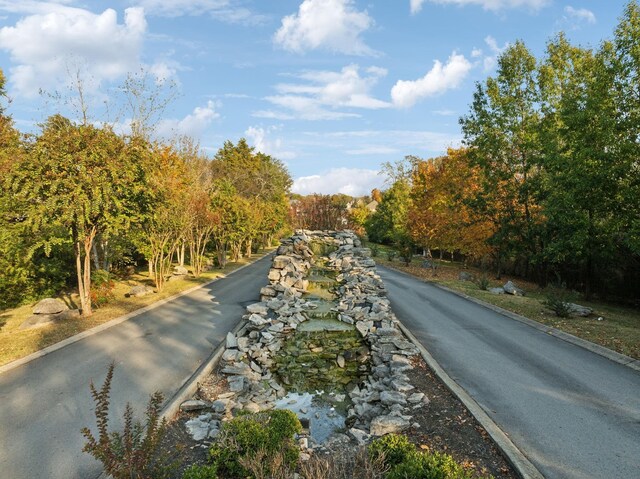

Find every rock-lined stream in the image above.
[183,230,426,446]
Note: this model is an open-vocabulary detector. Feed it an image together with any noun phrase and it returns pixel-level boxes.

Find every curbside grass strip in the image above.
[395,319,545,479]
[381,265,640,373]
[0,252,274,376]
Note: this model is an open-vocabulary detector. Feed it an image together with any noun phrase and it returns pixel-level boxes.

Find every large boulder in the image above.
[566,303,593,317]
[19,314,56,330]
[503,281,525,296]
[458,271,475,282]
[173,265,189,276]
[33,298,68,315]
[127,285,154,298]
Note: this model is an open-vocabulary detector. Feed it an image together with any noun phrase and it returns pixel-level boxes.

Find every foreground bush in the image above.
[369,434,490,479]
[209,409,302,478]
[81,363,176,479]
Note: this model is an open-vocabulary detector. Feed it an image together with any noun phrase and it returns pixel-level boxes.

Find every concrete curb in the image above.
[381,265,640,373]
[161,321,249,421]
[0,252,274,376]
[395,320,545,479]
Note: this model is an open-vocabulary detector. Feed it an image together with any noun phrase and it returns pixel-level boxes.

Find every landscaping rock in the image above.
[127,285,154,298]
[180,400,209,412]
[19,314,56,330]
[566,303,593,317]
[503,281,525,296]
[369,415,410,436]
[173,265,189,276]
[33,298,68,315]
[489,287,505,295]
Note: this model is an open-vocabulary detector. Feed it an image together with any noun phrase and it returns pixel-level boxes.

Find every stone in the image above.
[566,303,593,317]
[212,399,231,413]
[489,287,505,295]
[221,362,252,375]
[226,332,238,349]
[356,320,373,337]
[19,314,56,330]
[268,269,282,281]
[272,255,292,269]
[185,417,209,441]
[407,392,425,404]
[336,355,345,368]
[223,349,240,362]
[173,265,189,275]
[458,271,475,281]
[369,415,410,436]
[260,286,277,297]
[503,280,525,296]
[180,400,209,412]
[248,314,269,327]
[127,285,154,298]
[244,401,261,413]
[247,302,269,314]
[33,298,68,315]
[348,427,370,446]
[380,390,407,406]
[228,376,245,392]
[391,380,414,392]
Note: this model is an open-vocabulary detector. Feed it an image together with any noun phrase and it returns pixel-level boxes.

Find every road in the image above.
[378,265,640,479]
[0,254,272,479]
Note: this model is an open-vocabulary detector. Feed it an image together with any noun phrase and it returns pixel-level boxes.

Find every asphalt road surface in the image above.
[378,265,640,479]
[0,254,272,479]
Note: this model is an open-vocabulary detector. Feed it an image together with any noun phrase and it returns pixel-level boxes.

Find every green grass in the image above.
[372,245,640,360]
[0,249,273,367]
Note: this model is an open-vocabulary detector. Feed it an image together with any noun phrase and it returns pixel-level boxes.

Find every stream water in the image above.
[272,248,371,442]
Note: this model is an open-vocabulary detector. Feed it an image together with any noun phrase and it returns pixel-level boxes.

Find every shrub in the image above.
[544,282,575,318]
[475,274,490,291]
[385,450,477,479]
[300,446,387,479]
[370,244,380,257]
[386,249,397,261]
[209,409,302,478]
[90,269,116,307]
[182,464,218,479]
[81,363,176,479]
[369,434,416,468]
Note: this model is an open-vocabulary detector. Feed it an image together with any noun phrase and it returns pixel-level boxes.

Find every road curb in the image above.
[381,265,640,373]
[395,320,545,479]
[0,252,274,377]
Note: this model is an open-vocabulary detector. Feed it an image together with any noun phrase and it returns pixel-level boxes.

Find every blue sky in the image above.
[0,0,625,195]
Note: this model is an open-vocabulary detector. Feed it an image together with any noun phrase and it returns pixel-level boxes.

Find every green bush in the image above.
[370,244,380,257]
[386,451,477,479]
[369,434,416,468]
[209,409,302,478]
[543,282,575,318]
[386,249,397,261]
[475,274,490,291]
[182,464,218,479]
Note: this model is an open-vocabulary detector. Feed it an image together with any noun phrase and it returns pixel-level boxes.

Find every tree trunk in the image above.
[91,241,100,271]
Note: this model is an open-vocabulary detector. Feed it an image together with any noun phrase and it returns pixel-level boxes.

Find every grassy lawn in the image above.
[371,245,640,360]
[0,249,273,367]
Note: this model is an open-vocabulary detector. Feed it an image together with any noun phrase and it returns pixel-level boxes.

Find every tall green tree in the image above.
[11,116,148,315]
[460,41,544,278]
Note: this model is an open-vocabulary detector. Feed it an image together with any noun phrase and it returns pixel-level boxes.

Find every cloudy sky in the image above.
[0,0,622,195]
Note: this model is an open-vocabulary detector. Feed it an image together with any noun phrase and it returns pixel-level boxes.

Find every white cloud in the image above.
[482,35,509,72]
[132,0,267,24]
[410,0,549,12]
[257,64,390,120]
[292,168,383,196]
[432,109,456,116]
[0,6,146,97]
[391,52,472,108]
[471,48,483,58]
[273,0,375,55]
[156,100,219,139]
[245,125,296,160]
[564,6,596,26]
[410,0,426,14]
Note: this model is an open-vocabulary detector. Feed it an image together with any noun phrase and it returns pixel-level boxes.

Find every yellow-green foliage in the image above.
[209,409,302,478]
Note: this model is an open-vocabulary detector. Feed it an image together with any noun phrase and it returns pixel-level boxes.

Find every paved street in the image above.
[378,265,640,479]
[0,254,272,479]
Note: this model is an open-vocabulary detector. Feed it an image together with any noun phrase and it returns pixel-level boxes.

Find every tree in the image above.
[460,41,544,278]
[11,116,148,315]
